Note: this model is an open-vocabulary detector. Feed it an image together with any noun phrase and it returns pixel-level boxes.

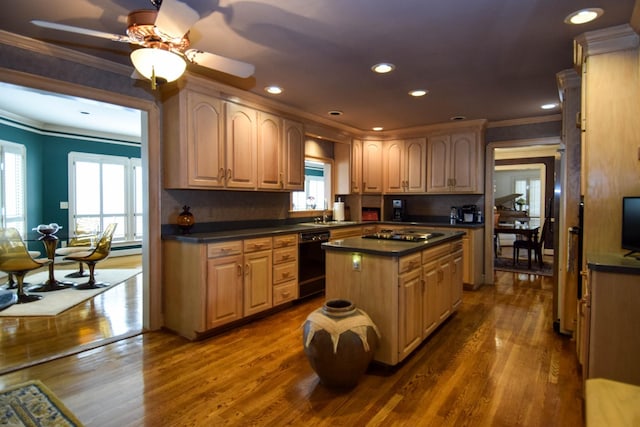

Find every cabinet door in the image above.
[436,257,452,321]
[282,120,305,190]
[257,112,282,190]
[206,254,243,329]
[422,261,439,337]
[398,268,423,361]
[187,91,225,187]
[383,140,404,193]
[404,137,427,193]
[225,103,257,189]
[351,139,363,193]
[449,132,477,192]
[427,135,450,193]
[451,249,463,310]
[243,249,273,316]
[362,140,383,193]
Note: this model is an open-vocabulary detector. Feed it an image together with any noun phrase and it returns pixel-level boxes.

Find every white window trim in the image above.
[68,151,142,245]
[0,140,27,236]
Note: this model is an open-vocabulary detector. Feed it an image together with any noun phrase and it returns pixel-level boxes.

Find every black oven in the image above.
[298,230,330,299]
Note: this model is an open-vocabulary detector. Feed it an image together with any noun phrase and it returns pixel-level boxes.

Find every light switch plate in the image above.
[60,201,69,209]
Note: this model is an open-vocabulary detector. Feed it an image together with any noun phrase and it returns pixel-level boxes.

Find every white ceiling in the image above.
[0,0,636,135]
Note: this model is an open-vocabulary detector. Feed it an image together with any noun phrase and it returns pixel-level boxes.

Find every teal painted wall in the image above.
[0,121,140,248]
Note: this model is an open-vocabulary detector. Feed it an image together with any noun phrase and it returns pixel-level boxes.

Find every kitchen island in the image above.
[323,230,464,366]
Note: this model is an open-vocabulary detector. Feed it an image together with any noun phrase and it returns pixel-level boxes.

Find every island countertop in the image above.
[322,230,464,257]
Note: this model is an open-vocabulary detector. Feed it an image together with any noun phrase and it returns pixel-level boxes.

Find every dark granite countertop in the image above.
[587,253,640,275]
[322,230,465,257]
[162,219,481,244]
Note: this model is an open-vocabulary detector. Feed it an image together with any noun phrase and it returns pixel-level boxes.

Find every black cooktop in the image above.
[362,230,442,242]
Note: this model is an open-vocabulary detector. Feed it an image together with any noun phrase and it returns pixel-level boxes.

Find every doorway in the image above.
[0,70,161,372]
[484,138,562,283]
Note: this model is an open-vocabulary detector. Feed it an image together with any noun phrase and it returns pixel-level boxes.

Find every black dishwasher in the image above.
[298,230,330,299]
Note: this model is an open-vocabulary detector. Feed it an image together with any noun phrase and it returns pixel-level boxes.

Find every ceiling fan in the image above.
[31,0,255,89]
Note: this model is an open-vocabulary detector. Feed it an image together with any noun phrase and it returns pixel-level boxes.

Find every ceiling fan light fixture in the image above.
[130,47,186,86]
[564,8,604,25]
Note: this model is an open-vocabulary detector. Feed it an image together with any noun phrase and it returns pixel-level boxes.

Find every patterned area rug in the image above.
[0,380,83,426]
[494,256,553,276]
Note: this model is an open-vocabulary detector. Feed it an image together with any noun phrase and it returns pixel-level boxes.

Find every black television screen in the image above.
[622,196,640,255]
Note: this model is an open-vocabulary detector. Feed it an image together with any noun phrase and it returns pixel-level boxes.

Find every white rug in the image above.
[0,268,141,317]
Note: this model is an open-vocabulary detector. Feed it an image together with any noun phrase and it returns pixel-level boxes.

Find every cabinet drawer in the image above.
[273,281,298,305]
[399,253,422,274]
[273,262,297,284]
[273,246,297,264]
[422,243,452,264]
[330,226,363,240]
[244,237,273,253]
[207,240,243,258]
[273,234,298,248]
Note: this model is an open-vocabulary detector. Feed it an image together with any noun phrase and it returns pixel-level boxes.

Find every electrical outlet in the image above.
[60,201,69,209]
[352,254,362,271]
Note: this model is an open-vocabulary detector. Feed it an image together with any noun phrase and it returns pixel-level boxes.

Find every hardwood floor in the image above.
[0,255,143,374]
[0,269,585,426]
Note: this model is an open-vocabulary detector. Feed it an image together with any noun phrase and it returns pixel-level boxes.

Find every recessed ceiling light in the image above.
[372,126,384,131]
[541,103,558,110]
[564,8,604,25]
[265,85,283,95]
[409,89,428,97]
[450,116,466,121]
[328,110,343,116]
[371,63,395,74]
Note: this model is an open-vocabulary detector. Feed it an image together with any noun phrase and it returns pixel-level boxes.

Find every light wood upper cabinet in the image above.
[282,120,304,190]
[163,89,225,189]
[351,139,363,193]
[257,114,304,191]
[362,140,383,193]
[226,102,258,189]
[257,111,282,190]
[427,131,483,194]
[383,138,426,193]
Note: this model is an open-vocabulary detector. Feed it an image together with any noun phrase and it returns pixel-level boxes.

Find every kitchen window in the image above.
[68,152,142,243]
[0,140,26,235]
[291,158,332,212]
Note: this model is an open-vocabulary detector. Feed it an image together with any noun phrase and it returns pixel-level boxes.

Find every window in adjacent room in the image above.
[68,152,142,243]
[0,140,26,235]
[291,158,332,212]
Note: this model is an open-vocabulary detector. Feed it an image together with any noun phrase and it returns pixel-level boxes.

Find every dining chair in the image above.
[513,220,548,269]
[63,223,117,290]
[55,221,97,278]
[0,228,52,303]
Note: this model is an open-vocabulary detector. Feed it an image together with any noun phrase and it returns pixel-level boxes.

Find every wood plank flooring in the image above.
[0,268,585,426]
[0,255,143,374]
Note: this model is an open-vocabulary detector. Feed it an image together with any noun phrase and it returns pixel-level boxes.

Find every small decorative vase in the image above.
[302,299,380,389]
[177,205,195,234]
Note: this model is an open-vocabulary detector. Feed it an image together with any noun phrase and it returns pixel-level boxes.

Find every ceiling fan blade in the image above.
[154,0,200,40]
[185,50,255,78]
[31,20,130,43]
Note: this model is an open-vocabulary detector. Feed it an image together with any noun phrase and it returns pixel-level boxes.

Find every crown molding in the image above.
[486,114,561,128]
[0,29,131,76]
[574,24,640,60]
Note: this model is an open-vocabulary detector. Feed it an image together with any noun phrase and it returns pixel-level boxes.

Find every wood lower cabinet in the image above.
[272,234,298,305]
[207,251,244,329]
[243,237,273,316]
[325,237,463,366]
[582,264,640,386]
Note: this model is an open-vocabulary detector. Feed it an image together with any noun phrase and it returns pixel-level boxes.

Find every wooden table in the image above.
[494,224,541,269]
